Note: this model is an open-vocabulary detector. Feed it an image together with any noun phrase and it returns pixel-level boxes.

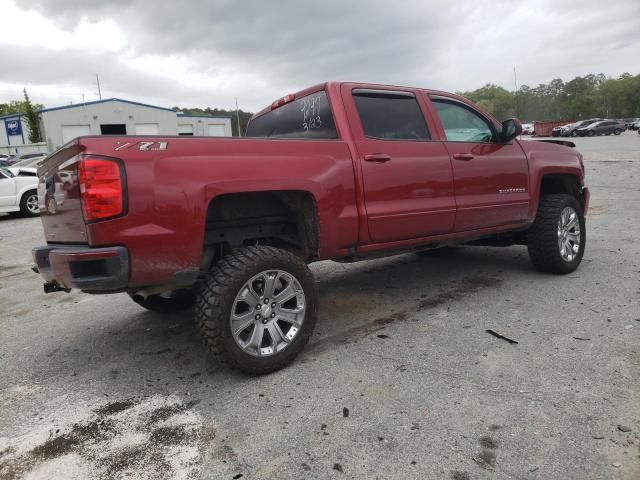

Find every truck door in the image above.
[341,85,456,243]
[427,95,530,232]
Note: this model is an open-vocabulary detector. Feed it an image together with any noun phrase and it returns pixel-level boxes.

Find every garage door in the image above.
[62,125,91,143]
[178,124,194,135]
[135,123,160,135]
[207,124,226,137]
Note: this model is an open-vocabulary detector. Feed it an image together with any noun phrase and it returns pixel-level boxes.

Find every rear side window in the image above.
[352,91,430,140]
[246,91,337,139]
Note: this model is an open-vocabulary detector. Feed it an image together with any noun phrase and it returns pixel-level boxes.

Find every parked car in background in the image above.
[576,120,624,136]
[563,119,602,137]
[11,155,49,169]
[552,124,572,137]
[521,123,534,135]
[7,166,38,177]
[619,118,638,128]
[0,154,11,162]
[0,166,39,217]
[631,119,640,130]
[559,124,575,136]
[6,152,49,166]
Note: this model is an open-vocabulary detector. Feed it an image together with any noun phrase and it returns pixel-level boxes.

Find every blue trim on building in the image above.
[39,98,176,113]
[177,113,232,119]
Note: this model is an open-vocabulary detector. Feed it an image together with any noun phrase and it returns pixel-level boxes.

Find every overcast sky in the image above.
[1,0,638,112]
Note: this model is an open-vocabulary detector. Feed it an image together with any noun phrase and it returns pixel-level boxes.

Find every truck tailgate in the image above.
[37,143,88,243]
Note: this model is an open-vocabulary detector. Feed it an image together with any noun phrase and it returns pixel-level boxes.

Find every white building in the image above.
[39,98,232,150]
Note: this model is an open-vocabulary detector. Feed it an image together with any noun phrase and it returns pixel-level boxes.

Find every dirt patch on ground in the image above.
[308,275,502,353]
[588,204,608,216]
[417,276,502,311]
[0,395,210,480]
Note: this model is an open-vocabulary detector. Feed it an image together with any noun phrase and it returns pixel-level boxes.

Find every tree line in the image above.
[462,72,640,122]
[173,106,253,137]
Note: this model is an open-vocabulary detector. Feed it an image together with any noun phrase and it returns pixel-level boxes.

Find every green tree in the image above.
[0,100,26,117]
[23,88,42,143]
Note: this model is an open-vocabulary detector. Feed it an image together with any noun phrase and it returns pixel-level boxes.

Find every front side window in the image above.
[352,91,430,141]
[432,99,494,143]
[246,91,337,139]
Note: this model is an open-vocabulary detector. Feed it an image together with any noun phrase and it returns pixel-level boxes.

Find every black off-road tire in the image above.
[194,246,318,375]
[527,194,586,274]
[129,289,195,313]
[20,190,39,217]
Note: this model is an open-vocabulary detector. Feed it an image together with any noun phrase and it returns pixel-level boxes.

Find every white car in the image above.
[10,152,50,168]
[521,123,534,135]
[0,166,39,217]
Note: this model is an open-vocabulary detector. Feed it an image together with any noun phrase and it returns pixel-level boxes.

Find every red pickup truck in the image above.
[33,82,589,374]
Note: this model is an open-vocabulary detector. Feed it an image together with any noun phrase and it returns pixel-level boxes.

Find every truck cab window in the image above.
[432,99,495,143]
[246,91,337,139]
[352,91,430,141]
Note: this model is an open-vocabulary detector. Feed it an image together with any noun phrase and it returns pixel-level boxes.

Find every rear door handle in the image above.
[364,153,391,163]
[453,153,474,161]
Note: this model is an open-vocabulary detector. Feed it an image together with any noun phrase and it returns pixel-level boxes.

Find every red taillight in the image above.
[78,158,124,222]
[270,94,295,110]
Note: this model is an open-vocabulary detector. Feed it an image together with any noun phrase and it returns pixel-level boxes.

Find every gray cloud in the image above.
[5,0,640,111]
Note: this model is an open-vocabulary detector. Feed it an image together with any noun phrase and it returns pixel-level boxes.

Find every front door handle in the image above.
[453,153,474,161]
[364,153,391,163]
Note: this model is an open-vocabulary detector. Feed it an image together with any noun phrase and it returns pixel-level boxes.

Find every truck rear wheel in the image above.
[129,289,195,313]
[527,194,585,274]
[194,246,318,375]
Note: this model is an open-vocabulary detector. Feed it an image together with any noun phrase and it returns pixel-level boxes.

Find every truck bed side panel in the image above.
[78,136,358,286]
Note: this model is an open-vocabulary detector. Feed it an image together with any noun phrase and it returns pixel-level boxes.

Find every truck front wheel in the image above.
[194,246,318,375]
[527,194,585,274]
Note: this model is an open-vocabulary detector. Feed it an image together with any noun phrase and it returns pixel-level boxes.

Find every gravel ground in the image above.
[1,131,639,480]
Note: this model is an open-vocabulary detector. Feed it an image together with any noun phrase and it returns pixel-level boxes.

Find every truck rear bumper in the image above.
[32,245,129,292]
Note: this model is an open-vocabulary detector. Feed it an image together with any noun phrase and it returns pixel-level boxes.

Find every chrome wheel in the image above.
[557,207,581,262]
[26,194,39,214]
[231,269,306,357]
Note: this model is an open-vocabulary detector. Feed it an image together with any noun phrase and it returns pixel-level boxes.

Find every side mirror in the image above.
[499,118,522,143]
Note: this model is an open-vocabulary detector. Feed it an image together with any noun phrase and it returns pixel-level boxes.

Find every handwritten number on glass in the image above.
[301,96,323,133]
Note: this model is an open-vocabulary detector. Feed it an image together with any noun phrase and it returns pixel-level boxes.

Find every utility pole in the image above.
[96,74,102,100]
[235,97,242,136]
[513,66,519,119]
